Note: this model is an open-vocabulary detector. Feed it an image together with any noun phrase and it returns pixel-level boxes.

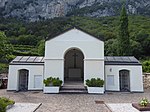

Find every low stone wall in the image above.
[143,73,150,89]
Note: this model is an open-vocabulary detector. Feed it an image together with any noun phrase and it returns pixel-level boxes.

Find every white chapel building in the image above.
[7,27,144,92]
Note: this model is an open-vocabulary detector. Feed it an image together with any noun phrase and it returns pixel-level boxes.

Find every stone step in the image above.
[60,81,87,93]
[59,89,88,94]
[63,84,84,86]
[61,86,86,90]
[61,86,85,90]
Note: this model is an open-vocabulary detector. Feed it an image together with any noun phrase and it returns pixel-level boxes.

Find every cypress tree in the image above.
[117,5,130,56]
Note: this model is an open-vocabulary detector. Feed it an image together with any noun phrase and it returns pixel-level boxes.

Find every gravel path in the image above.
[0,89,150,112]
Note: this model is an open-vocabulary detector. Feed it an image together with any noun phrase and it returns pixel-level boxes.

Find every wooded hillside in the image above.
[0,15,150,72]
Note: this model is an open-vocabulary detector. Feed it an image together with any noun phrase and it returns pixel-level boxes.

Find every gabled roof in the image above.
[10,56,44,65]
[45,26,104,41]
[105,56,141,65]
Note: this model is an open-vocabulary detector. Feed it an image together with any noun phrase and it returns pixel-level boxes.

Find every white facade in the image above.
[105,65,143,92]
[7,64,44,91]
[7,28,144,92]
[44,28,104,84]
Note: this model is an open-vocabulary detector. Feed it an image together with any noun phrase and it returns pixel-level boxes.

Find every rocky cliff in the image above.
[0,0,150,21]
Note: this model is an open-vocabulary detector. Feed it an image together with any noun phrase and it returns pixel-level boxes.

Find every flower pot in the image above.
[87,87,104,94]
[43,86,60,93]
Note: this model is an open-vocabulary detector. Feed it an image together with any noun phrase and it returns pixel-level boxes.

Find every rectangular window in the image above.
[107,75,114,85]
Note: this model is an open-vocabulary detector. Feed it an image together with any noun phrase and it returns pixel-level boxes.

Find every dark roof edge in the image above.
[10,63,44,65]
[105,63,142,66]
[104,56,141,64]
[45,26,104,42]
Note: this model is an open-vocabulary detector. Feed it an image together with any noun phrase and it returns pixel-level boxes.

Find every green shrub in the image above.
[0,63,8,74]
[52,78,63,86]
[43,77,62,87]
[139,98,149,107]
[0,97,15,112]
[0,98,7,112]
[86,78,104,87]
[142,60,150,72]
[43,79,50,86]
[43,77,53,86]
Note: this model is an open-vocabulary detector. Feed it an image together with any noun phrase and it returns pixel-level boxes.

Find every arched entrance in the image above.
[119,70,130,92]
[18,69,29,91]
[64,48,84,82]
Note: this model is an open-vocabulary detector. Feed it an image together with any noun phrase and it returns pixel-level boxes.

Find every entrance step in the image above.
[60,89,87,94]
[61,84,85,90]
[59,89,88,94]
[60,81,87,94]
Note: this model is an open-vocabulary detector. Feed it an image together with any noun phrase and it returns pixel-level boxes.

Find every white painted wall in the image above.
[44,28,104,84]
[84,60,104,83]
[44,60,64,82]
[7,64,44,91]
[45,29,104,59]
[105,65,143,92]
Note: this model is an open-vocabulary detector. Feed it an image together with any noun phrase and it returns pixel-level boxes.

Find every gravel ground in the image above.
[0,89,150,112]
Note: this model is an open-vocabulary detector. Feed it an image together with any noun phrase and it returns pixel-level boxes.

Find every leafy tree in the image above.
[130,40,142,58]
[0,63,8,73]
[0,32,13,62]
[105,39,118,56]
[136,30,150,56]
[18,34,40,46]
[117,5,130,56]
[37,40,45,56]
[0,16,150,59]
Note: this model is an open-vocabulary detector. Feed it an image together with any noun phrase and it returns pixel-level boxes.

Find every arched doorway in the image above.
[18,69,29,91]
[119,70,130,92]
[64,49,84,82]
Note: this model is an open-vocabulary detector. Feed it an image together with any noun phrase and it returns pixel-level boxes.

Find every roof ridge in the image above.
[45,26,104,41]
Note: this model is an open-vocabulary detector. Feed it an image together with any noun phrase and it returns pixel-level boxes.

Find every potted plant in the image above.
[139,98,149,107]
[132,98,150,111]
[86,78,104,94]
[43,77,62,93]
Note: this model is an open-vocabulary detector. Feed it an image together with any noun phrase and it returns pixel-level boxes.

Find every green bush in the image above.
[0,97,15,112]
[0,63,8,74]
[43,77,53,86]
[43,77,62,87]
[142,60,150,73]
[86,78,104,87]
[52,78,63,86]
[0,99,7,112]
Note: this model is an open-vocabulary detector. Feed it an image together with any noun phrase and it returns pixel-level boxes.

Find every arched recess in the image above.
[18,69,29,91]
[64,48,84,82]
[119,69,130,92]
